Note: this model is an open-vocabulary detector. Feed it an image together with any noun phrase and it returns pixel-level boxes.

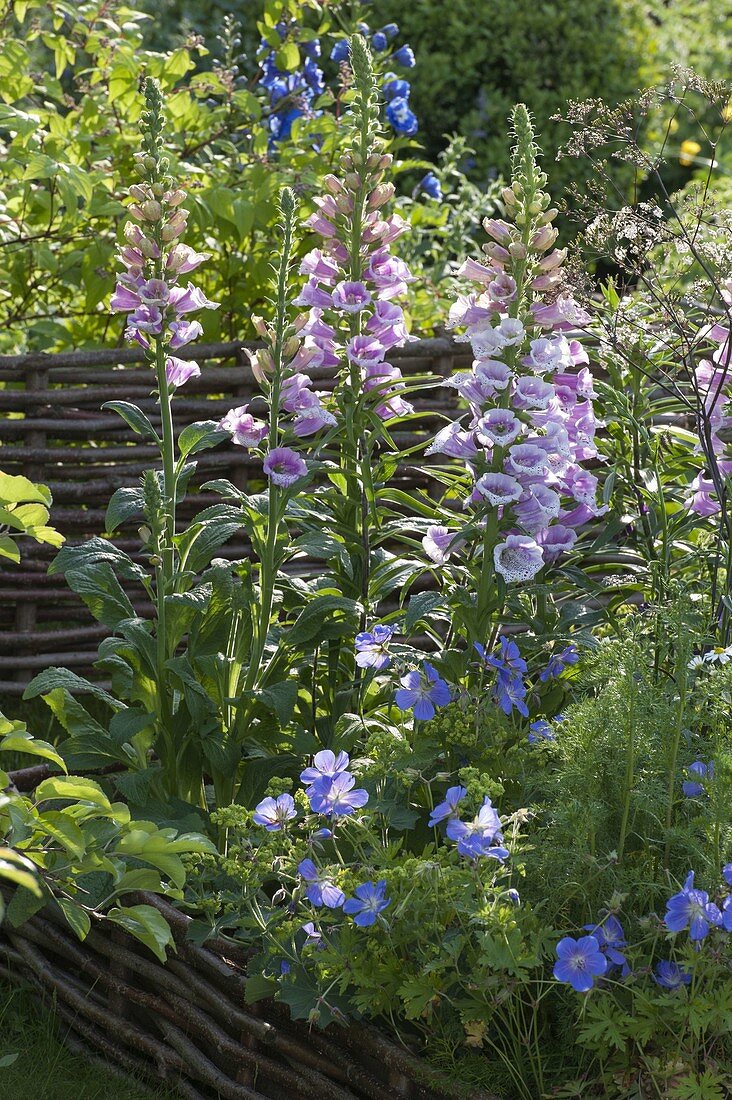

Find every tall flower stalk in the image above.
[428,105,604,656]
[110,78,218,799]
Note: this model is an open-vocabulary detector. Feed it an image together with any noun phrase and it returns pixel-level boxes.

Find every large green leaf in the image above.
[106,904,174,962]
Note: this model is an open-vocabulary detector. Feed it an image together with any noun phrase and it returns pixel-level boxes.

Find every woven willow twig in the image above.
[0,884,496,1100]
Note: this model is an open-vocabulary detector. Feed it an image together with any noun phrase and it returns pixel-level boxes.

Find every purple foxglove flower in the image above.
[514,485,561,534]
[297,859,345,908]
[446,796,507,861]
[110,282,141,311]
[169,319,203,349]
[253,793,296,831]
[562,468,600,507]
[513,376,556,410]
[687,474,720,517]
[165,356,201,389]
[522,335,574,374]
[664,871,722,940]
[532,295,591,330]
[428,785,467,827]
[476,409,522,447]
[553,936,607,992]
[494,534,545,583]
[422,525,463,565]
[346,334,387,368]
[375,390,414,421]
[138,277,171,306]
[495,317,525,346]
[263,447,308,487]
[293,277,334,310]
[343,880,391,927]
[307,772,369,817]
[424,422,477,459]
[366,301,411,348]
[536,524,577,562]
[280,373,315,413]
[365,249,414,299]
[166,243,210,274]
[218,405,268,449]
[355,624,394,670]
[506,442,550,479]
[299,248,341,284]
[127,303,164,334]
[292,399,337,437]
[486,272,517,306]
[300,750,350,788]
[332,280,372,313]
[448,293,492,330]
[474,472,524,507]
[395,661,451,721]
[168,282,219,314]
[654,961,691,989]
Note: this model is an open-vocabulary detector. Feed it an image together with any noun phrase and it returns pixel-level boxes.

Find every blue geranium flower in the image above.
[343,880,391,927]
[553,935,608,992]
[540,644,579,681]
[395,662,451,721]
[682,760,713,797]
[307,773,369,817]
[654,960,691,989]
[664,871,722,941]
[392,44,416,68]
[300,749,350,788]
[297,859,345,908]
[723,863,732,887]
[355,624,394,670]
[418,172,442,200]
[253,793,297,831]
[528,719,555,744]
[446,797,508,861]
[583,915,630,977]
[428,785,467,827]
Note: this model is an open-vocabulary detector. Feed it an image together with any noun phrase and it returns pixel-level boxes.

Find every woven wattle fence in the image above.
[0,884,493,1100]
[0,338,469,692]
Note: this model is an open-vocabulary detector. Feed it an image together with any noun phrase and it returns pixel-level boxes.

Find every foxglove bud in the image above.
[502,187,517,206]
[508,241,527,260]
[344,172,361,191]
[323,174,345,194]
[530,225,558,251]
[165,189,187,208]
[368,183,395,209]
[251,315,269,339]
[283,335,300,358]
[141,199,163,222]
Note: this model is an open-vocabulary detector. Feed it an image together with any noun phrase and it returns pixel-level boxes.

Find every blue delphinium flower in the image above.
[723,863,732,887]
[446,797,509,861]
[307,772,369,817]
[553,936,608,992]
[343,880,391,927]
[664,871,722,941]
[395,662,451,721]
[385,96,418,137]
[583,915,630,977]
[383,75,411,102]
[392,44,416,68]
[300,749,350,788]
[653,960,691,989]
[528,719,555,744]
[297,859,345,908]
[540,644,579,682]
[330,39,349,62]
[355,624,394,670]
[428,785,467,827]
[682,760,713,797]
[418,172,442,201]
[253,793,297,831]
[722,897,732,932]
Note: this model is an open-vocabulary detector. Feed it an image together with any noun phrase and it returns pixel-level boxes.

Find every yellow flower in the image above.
[679,140,701,167]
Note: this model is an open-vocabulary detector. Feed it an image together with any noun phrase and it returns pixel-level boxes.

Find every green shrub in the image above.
[370,0,659,203]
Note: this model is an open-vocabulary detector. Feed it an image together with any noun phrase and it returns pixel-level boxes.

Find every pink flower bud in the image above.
[251,315,269,339]
[482,242,510,265]
[368,183,395,209]
[165,189,187,208]
[141,199,163,222]
[482,218,512,244]
[508,241,527,260]
[530,225,558,251]
[323,174,345,194]
[539,248,567,272]
[344,172,361,191]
